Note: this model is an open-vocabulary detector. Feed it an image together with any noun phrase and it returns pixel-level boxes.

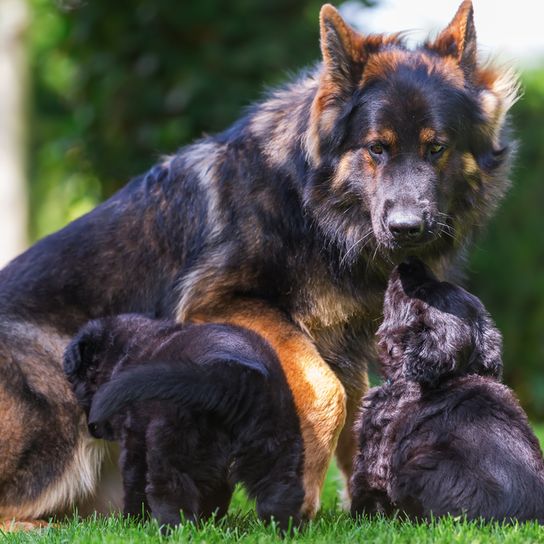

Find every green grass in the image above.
[4,425,544,543]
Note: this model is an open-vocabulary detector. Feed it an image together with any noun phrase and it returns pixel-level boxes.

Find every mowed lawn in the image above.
[4,425,544,543]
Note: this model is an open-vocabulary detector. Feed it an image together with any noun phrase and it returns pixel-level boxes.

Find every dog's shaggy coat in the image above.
[350,259,544,522]
[64,315,304,529]
[0,1,518,518]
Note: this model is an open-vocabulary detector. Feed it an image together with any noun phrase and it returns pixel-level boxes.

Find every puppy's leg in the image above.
[198,480,233,521]
[350,449,393,517]
[119,422,149,519]
[254,480,304,531]
[189,299,347,519]
[349,393,395,519]
[192,433,233,520]
[243,448,304,531]
[146,474,199,528]
[350,483,393,518]
[147,474,199,528]
[145,418,200,526]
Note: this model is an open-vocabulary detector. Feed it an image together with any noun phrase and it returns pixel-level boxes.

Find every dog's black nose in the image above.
[388,211,425,242]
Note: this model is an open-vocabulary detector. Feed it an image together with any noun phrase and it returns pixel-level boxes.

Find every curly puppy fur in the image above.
[350,258,544,522]
[378,257,503,386]
[64,315,304,530]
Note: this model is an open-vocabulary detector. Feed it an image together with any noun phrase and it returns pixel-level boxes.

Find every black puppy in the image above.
[64,315,304,529]
[350,258,544,522]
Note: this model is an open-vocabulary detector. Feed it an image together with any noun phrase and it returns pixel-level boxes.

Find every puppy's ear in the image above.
[469,314,503,379]
[64,338,85,377]
[403,306,474,386]
[376,327,406,381]
[402,325,460,387]
[64,333,96,378]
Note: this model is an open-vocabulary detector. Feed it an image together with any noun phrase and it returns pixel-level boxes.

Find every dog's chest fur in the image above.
[292,273,386,392]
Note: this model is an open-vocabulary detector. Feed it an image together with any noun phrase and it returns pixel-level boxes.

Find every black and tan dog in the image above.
[0,1,518,521]
[64,315,304,529]
[350,259,544,522]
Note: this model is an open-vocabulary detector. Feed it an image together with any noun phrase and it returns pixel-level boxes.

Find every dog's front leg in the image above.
[189,299,347,519]
[335,383,368,505]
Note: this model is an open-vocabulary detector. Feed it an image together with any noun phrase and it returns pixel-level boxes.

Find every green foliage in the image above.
[469,71,544,420]
[29,2,544,417]
[29,0,343,237]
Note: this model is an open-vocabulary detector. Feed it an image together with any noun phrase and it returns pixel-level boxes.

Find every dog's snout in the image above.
[387,210,425,242]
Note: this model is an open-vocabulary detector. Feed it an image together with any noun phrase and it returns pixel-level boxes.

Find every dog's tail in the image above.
[88,352,269,428]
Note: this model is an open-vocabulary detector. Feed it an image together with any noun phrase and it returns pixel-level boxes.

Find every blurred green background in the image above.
[17,1,544,417]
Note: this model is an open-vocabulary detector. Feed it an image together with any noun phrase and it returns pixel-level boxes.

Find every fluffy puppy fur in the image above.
[350,258,544,522]
[63,315,304,529]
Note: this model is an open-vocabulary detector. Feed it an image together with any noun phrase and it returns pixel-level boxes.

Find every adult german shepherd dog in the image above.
[0,1,517,522]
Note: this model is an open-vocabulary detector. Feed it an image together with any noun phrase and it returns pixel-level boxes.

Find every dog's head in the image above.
[304,1,517,268]
[64,318,122,439]
[377,257,502,385]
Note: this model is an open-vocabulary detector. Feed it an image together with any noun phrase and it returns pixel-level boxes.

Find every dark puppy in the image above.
[64,315,304,529]
[350,258,544,522]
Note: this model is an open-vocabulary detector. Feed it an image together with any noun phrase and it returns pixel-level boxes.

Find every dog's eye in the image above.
[368,142,386,157]
[428,143,446,157]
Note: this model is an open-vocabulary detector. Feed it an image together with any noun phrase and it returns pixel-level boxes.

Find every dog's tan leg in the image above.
[190,300,347,519]
[335,376,368,508]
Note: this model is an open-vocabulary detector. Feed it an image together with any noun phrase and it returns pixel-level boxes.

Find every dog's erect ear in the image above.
[427,1,518,150]
[308,3,364,164]
[427,1,476,73]
[308,5,402,164]
[320,4,364,91]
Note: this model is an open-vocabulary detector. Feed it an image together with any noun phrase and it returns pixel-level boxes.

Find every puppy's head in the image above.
[64,318,120,438]
[377,257,502,385]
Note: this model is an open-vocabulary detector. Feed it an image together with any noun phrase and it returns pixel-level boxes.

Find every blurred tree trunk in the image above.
[0,0,29,267]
